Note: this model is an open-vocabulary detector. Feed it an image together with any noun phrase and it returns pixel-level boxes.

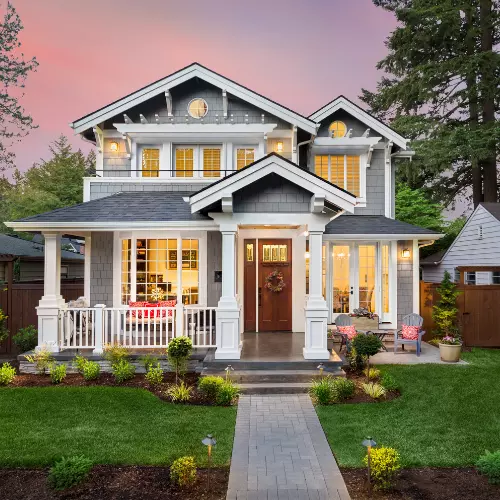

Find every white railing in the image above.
[58,305,217,350]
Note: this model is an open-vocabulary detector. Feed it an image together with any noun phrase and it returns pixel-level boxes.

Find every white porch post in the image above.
[215,225,241,359]
[36,233,64,352]
[304,230,330,359]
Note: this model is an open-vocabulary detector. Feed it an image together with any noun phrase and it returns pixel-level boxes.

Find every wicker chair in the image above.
[394,313,425,356]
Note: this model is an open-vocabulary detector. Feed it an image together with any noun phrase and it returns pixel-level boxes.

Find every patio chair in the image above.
[394,313,425,356]
[335,314,355,352]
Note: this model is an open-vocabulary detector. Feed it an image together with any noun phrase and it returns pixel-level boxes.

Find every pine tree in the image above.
[432,271,461,338]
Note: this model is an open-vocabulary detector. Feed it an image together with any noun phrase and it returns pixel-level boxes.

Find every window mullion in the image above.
[177,237,183,305]
[131,237,137,302]
[344,155,347,191]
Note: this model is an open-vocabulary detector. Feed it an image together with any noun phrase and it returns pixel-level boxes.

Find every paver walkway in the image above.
[227,395,351,500]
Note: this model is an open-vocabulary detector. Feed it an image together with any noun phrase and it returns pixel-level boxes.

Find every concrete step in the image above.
[203,359,343,371]
[238,382,313,394]
[201,368,345,383]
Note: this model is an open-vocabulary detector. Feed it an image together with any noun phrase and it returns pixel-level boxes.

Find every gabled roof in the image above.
[480,202,500,222]
[0,234,84,260]
[308,96,408,149]
[70,63,318,135]
[420,249,446,266]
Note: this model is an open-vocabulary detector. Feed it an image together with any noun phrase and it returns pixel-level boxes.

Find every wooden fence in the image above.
[0,280,83,354]
[420,281,500,347]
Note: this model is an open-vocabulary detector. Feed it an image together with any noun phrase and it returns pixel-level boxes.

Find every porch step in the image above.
[238,382,312,395]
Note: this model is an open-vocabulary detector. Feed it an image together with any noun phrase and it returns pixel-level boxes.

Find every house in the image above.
[6,63,440,360]
[0,233,84,282]
[32,234,85,255]
[422,203,500,285]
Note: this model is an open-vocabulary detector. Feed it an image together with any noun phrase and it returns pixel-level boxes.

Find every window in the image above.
[314,155,361,197]
[236,148,255,170]
[141,148,160,177]
[175,147,194,177]
[465,272,476,285]
[358,245,376,312]
[188,98,208,119]
[492,271,500,285]
[454,268,461,283]
[329,121,346,138]
[181,239,199,305]
[175,146,222,178]
[381,244,390,314]
[203,148,221,178]
[332,245,350,313]
[246,243,254,262]
[262,244,287,262]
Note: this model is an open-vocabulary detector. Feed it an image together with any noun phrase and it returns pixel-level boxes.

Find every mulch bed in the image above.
[341,467,498,499]
[0,466,228,500]
[342,372,400,404]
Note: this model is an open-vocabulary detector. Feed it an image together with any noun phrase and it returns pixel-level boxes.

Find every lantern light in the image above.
[401,248,411,259]
[109,141,119,152]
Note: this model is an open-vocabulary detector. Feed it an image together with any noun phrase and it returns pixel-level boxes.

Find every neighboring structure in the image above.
[422,203,500,285]
[6,63,440,359]
[32,234,85,255]
[0,234,84,282]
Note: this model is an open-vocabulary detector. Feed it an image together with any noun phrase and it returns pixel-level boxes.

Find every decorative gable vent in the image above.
[478,225,483,240]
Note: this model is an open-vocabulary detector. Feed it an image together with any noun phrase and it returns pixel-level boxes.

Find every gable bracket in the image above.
[165,90,173,117]
[123,114,133,124]
[222,89,228,118]
[221,194,233,213]
[366,145,374,168]
[311,194,326,214]
[122,134,132,159]
[93,126,104,153]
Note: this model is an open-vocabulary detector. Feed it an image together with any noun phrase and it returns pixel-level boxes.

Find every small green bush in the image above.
[72,355,88,374]
[0,362,16,386]
[167,336,192,383]
[50,363,67,384]
[198,376,225,400]
[352,334,382,378]
[363,367,380,380]
[380,373,398,392]
[145,363,164,386]
[82,361,100,381]
[362,382,386,399]
[309,377,335,405]
[347,346,366,372]
[25,348,54,375]
[170,456,197,487]
[139,354,159,372]
[111,359,135,383]
[166,381,193,403]
[103,344,130,365]
[477,450,500,484]
[332,377,356,400]
[364,446,400,490]
[215,380,240,406]
[48,455,93,491]
[12,325,37,353]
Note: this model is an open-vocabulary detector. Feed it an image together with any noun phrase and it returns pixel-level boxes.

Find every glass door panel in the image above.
[381,243,390,319]
[332,245,351,315]
[358,244,376,313]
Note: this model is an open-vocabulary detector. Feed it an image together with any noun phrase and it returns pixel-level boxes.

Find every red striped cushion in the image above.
[402,324,419,340]
[338,325,357,340]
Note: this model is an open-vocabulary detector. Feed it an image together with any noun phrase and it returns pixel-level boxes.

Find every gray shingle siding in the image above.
[397,240,413,326]
[353,149,385,216]
[90,232,113,306]
[207,231,222,307]
[90,182,210,200]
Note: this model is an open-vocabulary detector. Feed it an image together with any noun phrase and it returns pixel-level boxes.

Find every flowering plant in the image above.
[439,335,462,345]
[349,307,378,320]
[264,270,286,293]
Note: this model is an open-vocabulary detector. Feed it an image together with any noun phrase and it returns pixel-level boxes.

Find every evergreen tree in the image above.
[432,270,461,338]
[362,0,500,207]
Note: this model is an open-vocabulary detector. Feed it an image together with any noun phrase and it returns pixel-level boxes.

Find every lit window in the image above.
[175,148,194,177]
[492,271,500,285]
[203,148,221,178]
[246,243,254,262]
[141,148,160,177]
[262,244,287,263]
[314,154,360,197]
[237,148,255,170]
[465,272,476,285]
[181,239,199,305]
[328,121,346,138]
[188,98,208,119]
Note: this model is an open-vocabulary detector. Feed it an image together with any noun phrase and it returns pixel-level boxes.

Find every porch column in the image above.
[215,226,241,359]
[36,233,65,352]
[304,230,330,359]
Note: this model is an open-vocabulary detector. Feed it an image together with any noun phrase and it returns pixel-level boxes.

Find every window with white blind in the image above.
[236,148,255,170]
[141,148,160,177]
[174,145,222,178]
[314,154,361,197]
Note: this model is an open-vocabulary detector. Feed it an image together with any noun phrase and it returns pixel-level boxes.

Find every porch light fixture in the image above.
[202,434,217,489]
[362,437,377,490]
[109,141,119,152]
[317,363,324,376]
[401,248,411,259]
[276,141,284,153]
[225,364,234,382]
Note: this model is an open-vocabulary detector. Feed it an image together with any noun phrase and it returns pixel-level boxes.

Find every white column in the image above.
[36,233,65,352]
[304,230,330,359]
[412,239,420,314]
[84,234,91,303]
[215,227,241,359]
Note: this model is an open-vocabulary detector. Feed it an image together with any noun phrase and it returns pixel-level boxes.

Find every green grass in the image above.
[316,348,500,468]
[0,386,236,467]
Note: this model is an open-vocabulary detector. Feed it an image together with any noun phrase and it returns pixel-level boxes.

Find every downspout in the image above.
[297,134,316,167]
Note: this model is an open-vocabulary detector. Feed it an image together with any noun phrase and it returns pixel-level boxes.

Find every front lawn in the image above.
[316,348,500,467]
[0,386,236,467]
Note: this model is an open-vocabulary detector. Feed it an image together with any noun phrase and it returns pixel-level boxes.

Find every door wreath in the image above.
[264,269,286,293]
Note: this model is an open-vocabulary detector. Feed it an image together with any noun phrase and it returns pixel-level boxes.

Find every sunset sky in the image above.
[8,0,396,172]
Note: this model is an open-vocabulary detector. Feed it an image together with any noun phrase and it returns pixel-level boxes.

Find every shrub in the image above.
[380,373,398,392]
[139,354,159,372]
[25,347,55,375]
[50,363,67,384]
[347,346,366,372]
[0,362,16,386]
[102,344,130,365]
[166,381,193,403]
[363,367,380,380]
[362,382,386,399]
[111,359,135,383]
[432,270,461,338]
[48,455,93,491]
[167,337,192,383]
[332,377,356,400]
[309,377,336,405]
[215,381,240,406]
[364,446,401,490]
[145,363,164,386]
[73,355,88,374]
[198,376,225,400]
[170,456,197,487]
[82,361,100,381]
[0,308,9,344]
[352,334,382,377]
[12,325,37,353]
[477,450,500,484]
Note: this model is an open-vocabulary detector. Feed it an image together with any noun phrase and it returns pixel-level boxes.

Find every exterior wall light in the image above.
[109,141,119,152]
[276,141,284,153]
[401,248,411,259]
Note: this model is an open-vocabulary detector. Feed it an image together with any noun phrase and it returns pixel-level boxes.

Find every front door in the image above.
[258,239,292,331]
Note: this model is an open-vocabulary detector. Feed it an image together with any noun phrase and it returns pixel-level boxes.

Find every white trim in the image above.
[390,240,398,327]
[84,176,214,185]
[312,136,382,150]
[412,239,419,314]
[70,64,318,135]
[384,141,393,218]
[323,233,443,241]
[309,96,407,150]
[84,234,91,303]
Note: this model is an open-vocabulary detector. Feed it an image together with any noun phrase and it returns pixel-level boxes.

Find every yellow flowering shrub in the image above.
[170,456,197,487]
[363,446,401,490]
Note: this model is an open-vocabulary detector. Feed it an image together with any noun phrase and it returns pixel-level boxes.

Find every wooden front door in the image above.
[258,239,292,331]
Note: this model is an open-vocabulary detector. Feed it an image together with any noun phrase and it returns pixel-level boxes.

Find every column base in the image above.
[37,301,63,353]
[303,347,331,360]
[215,300,241,360]
[304,296,329,360]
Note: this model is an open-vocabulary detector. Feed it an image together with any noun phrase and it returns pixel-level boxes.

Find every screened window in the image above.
[236,148,255,170]
[141,148,160,177]
[314,155,361,197]
[175,148,194,177]
[465,272,476,285]
[203,148,221,178]
[492,271,500,284]
[188,98,208,119]
[328,121,346,138]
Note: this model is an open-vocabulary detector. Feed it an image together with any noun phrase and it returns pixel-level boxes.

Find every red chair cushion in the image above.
[129,301,147,318]
[402,324,420,340]
[338,325,357,340]
[159,300,176,317]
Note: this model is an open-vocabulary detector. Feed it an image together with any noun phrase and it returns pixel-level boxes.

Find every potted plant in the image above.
[350,308,379,331]
[327,328,335,351]
[438,335,462,362]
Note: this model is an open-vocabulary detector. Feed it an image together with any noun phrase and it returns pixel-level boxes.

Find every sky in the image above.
[6,0,397,172]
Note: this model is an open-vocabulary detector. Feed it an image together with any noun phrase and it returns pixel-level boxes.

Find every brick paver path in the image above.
[226,395,351,500]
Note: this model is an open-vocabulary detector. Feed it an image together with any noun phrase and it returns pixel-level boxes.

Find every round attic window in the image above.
[329,120,347,138]
[188,98,208,119]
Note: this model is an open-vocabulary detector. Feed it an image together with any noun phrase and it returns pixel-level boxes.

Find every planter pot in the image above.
[352,317,379,331]
[327,338,335,351]
[439,343,462,362]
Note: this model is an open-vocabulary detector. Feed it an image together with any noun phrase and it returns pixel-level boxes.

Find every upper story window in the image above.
[236,148,255,170]
[314,155,360,196]
[174,145,221,178]
[141,148,160,177]
[188,98,208,119]
[465,271,476,285]
[329,121,346,138]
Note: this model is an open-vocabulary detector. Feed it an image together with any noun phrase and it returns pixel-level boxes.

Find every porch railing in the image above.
[58,305,217,350]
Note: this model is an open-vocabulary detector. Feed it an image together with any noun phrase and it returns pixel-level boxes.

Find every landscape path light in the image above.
[362,437,377,490]
[202,434,217,489]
